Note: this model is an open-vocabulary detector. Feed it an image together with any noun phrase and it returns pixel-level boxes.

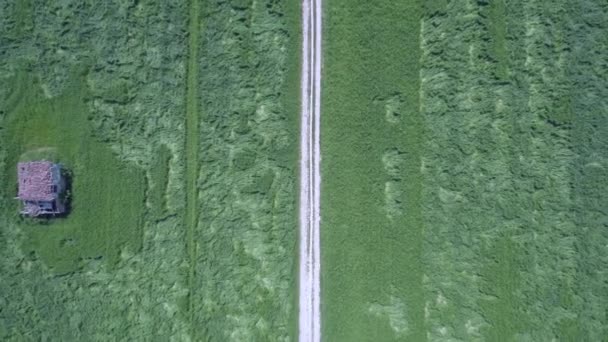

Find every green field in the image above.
[322,1,425,340]
[0,0,299,340]
[3,70,145,275]
[189,0,301,340]
[322,0,608,341]
[1,0,607,341]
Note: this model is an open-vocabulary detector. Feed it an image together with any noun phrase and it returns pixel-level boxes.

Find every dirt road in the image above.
[299,0,322,340]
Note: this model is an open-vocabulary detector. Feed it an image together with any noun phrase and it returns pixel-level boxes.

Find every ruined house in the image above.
[16,161,66,217]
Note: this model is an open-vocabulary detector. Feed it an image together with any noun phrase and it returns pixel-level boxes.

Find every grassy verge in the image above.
[285,0,302,336]
[321,1,424,340]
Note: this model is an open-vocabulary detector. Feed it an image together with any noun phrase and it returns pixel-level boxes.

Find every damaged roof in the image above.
[17,161,58,202]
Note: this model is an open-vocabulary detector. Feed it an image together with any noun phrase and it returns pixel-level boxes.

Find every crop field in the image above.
[322,0,607,341]
[0,0,299,340]
[2,0,607,341]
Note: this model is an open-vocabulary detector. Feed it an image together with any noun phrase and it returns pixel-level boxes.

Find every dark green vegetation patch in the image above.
[322,0,608,341]
[4,72,145,274]
[322,0,424,340]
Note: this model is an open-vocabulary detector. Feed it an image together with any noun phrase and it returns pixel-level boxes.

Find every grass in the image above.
[188,1,301,340]
[285,1,303,335]
[0,2,193,340]
[2,70,145,275]
[321,1,424,341]
[418,0,607,339]
[323,0,608,341]
[486,0,508,81]
[0,0,300,340]
[147,144,171,221]
[1,0,604,340]
[185,0,201,336]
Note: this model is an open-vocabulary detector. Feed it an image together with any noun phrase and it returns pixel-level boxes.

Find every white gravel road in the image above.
[299,0,322,341]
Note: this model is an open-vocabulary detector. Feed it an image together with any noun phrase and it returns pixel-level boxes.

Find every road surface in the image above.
[299,0,322,341]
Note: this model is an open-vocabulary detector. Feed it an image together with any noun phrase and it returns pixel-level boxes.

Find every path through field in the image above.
[185,0,200,338]
[299,0,322,340]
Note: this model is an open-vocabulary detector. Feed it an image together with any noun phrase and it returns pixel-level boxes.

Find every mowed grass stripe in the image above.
[321,1,424,341]
[185,0,201,334]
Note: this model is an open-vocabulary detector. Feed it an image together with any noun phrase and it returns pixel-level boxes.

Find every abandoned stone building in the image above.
[16,161,66,217]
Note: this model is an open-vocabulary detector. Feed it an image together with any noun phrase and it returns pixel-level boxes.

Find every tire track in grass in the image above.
[185,0,200,336]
